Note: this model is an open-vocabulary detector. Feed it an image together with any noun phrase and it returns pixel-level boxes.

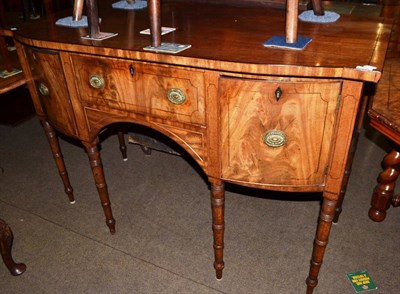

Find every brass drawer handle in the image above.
[263,130,287,147]
[89,74,105,89]
[38,82,49,96]
[167,88,186,105]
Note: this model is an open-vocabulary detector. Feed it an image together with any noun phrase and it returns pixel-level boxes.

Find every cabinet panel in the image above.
[220,76,341,187]
[27,48,77,136]
[71,54,205,126]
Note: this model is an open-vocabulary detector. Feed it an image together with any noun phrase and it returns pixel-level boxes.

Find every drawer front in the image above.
[220,76,341,187]
[27,48,77,136]
[141,65,205,126]
[71,54,205,126]
[71,54,142,109]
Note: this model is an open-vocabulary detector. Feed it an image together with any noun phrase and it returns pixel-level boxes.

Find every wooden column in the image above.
[148,0,161,47]
[286,0,298,43]
[73,0,85,21]
[43,0,54,15]
[86,0,100,38]
[312,0,325,16]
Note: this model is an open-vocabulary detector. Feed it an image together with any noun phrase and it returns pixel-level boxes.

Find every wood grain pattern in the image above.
[13,1,390,82]
[71,54,206,126]
[220,76,340,189]
[369,58,400,144]
[368,57,400,223]
[324,80,363,195]
[82,107,207,168]
[26,48,78,136]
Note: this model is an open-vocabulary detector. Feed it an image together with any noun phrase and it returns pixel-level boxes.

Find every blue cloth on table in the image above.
[112,1,147,10]
[55,16,88,28]
[299,10,340,23]
[263,36,312,50]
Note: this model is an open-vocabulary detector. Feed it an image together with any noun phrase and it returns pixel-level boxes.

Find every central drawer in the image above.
[70,54,206,126]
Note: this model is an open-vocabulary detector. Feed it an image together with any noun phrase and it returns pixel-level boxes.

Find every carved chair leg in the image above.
[0,219,26,276]
[84,141,116,234]
[117,131,128,161]
[210,179,225,280]
[42,121,75,203]
[369,145,400,222]
[306,196,337,294]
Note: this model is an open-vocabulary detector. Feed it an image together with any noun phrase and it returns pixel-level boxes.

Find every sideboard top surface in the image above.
[14,1,390,81]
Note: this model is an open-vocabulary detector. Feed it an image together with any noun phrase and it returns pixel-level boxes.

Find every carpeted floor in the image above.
[0,100,399,293]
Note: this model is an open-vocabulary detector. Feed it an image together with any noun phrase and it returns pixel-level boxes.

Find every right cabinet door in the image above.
[219,76,342,189]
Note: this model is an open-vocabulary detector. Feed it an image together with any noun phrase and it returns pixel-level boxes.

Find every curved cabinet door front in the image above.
[27,48,77,137]
[219,76,341,189]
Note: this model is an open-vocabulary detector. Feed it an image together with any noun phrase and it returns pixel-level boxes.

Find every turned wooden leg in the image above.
[42,121,75,203]
[83,141,116,234]
[210,179,225,279]
[306,197,337,294]
[117,132,128,161]
[0,219,26,276]
[369,146,400,222]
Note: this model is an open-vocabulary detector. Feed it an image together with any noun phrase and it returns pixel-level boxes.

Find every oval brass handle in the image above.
[263,130,287,147]
[38,82,49,96]
[89,74,105,89]
[167,88,186,105]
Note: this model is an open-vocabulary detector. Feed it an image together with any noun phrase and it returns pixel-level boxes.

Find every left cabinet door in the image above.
[26,48,78,137]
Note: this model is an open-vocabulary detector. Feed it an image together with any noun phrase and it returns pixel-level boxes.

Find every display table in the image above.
[13,1,391,292]
[368,58,400,221]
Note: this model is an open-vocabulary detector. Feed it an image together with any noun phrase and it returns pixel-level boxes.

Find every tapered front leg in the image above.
[0,219,26,276]
[42,121,75,203]
[306,197,337,294]
[210,179,225,279]
[83,141,116,234]
[369,147,400,222]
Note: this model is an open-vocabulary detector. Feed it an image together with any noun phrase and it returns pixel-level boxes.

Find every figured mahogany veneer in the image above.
[220,77,340,188]
[12,1,390,293]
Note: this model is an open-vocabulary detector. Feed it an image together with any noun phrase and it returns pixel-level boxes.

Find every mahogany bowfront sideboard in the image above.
[13,1,390,293]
